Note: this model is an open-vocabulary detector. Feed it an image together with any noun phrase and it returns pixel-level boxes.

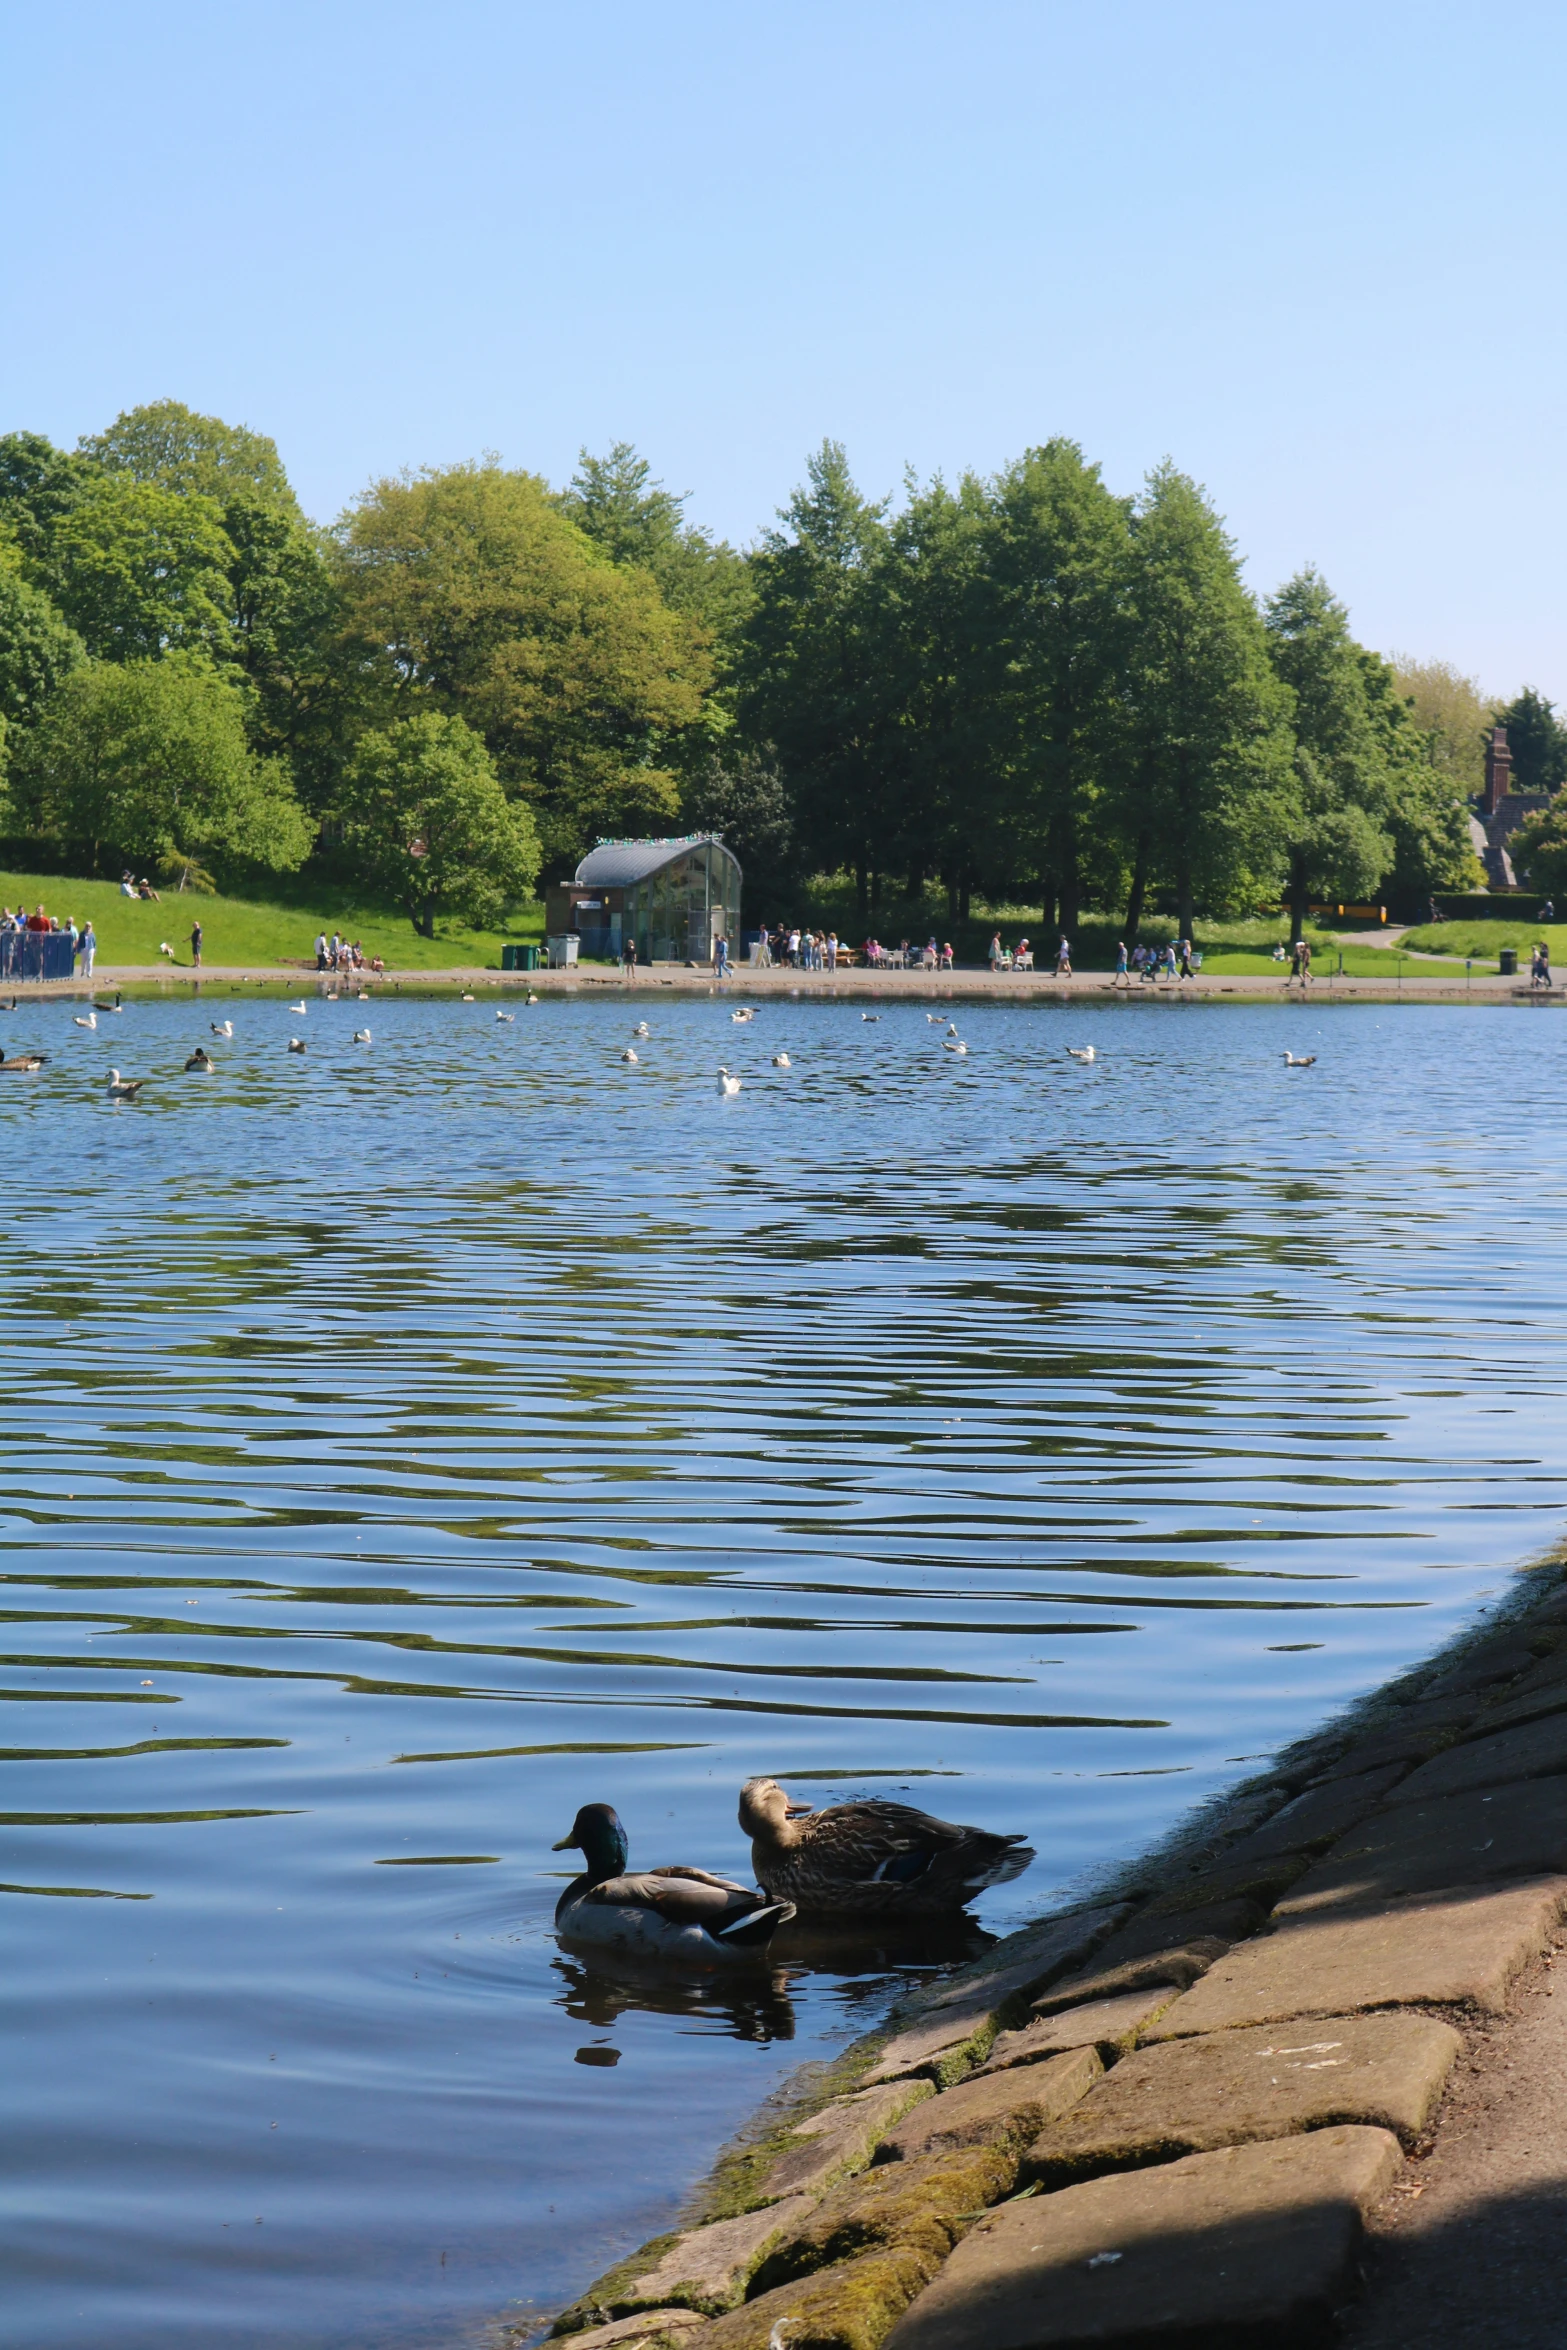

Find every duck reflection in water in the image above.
[554,1949,798,2044]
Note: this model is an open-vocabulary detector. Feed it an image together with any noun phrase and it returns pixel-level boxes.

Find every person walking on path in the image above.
[715,933,731,979]
[315,932,328,971]
[1178,937,1194,980]
[1056,935,1072,977]
[77,921,96,980]
[621,933,638,981]
[190,920,202,969]
[1114,939,1129,986]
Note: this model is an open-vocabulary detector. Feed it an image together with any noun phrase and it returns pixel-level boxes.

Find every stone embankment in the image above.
[545,1565,1567,2350]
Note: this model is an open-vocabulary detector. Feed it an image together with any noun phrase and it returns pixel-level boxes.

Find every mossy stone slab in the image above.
[757,2083,934,2201]
[555,2314,712,2350]
[1146,1877,1567,2035]
[1274,1777,1567,1914]
[613,2197,821,2316]
[1026,2011,1457,2187]
[874,2046,1101,2163]
[749,2141,1017,2295]
[1211,1764,1408,1866]
[1387,1709,1567,1808]
[979,1988,1178,2074]
[881,2125,1403,2350]
[699,2246,938,2350]
[915,1905,1127,2018]
[1030,1938,1227,2017]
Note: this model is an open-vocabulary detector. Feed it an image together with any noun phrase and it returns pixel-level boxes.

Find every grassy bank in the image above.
[0,871,545,970]
[1399,919,1567,964]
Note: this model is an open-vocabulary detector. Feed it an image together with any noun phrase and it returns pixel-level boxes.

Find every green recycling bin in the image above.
[501,943,541,971]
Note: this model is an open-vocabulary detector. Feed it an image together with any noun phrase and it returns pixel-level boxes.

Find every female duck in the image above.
[739,1778,1032,1917]
[552,1803,794,1962]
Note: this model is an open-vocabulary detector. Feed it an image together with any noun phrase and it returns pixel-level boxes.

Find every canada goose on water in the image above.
[526,992,539,1004]
[73,1013,97,1029]
[1282,1052,1317,1067]
[1067,1045,1095,1062]
[739,1778,1032,1917]
[352,1029,372,1044]
[211,1021,233,1038]
[621,1047,640,1063]
[772,1052,791,1067]
[717,1066,742,1095]
[551,1804,793,1961]
[184,1048,214,1073]
[104,1069,144,1099]
[288,1037,307,1054]
[288,1001,308,1016]
[0,1051,47,1071]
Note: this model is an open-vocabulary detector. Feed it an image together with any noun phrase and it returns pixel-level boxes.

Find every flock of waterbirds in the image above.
[0,989,1321,1094]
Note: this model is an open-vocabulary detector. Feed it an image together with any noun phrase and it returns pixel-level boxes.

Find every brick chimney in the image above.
[1483,725,1512,817]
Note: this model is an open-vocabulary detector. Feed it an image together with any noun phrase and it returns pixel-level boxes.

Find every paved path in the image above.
[1344,1940,1567,2350]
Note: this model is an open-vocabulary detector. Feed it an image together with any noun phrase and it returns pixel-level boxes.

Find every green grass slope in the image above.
[0,871,545,970]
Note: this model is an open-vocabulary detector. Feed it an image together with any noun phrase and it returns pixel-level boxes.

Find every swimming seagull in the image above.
[1282,1052,1317,1067]
[104,1069,144,1098]
[210,1020,233,1037]
[622,1047,640,1063]
[633,1021,651,1037]
[942,1036,968,1055]
[861,1014,881,1023]
[772,1053,791,1068]
[926,1013,946,1023]
[461,993,476,1002]
[288,1037,307,1054]
[731,1008,755,1023]
[288,1001,308,1015]
[496,1010,515,1022]
[1066,1045,1096,1062]
[73,1012,97,1029]
[352,1028,372,1043]
[717,1065,742,1095]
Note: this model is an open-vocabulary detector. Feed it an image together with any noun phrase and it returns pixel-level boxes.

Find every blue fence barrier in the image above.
[0,931,77,982]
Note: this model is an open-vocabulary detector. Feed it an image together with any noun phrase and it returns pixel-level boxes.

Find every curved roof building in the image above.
[549,834,742,963]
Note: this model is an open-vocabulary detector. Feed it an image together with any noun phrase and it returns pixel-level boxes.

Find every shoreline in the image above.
[543,1552,1567,2350]
[3,963,1562,1007]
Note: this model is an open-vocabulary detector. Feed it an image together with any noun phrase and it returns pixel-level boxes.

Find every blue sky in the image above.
[3,1,1562,695]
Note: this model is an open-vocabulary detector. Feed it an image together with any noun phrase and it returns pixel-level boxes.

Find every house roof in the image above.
[573,834,739,888]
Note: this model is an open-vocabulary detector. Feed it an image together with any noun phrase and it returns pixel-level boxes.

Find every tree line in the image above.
[0,402,1554,936]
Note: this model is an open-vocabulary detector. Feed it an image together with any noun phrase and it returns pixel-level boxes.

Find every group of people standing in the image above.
[314,932,381,975]
[1111,938,1201,983]
[1,904,97,975]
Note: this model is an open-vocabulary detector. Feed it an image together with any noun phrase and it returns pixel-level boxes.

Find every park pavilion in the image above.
[547,835,742,964]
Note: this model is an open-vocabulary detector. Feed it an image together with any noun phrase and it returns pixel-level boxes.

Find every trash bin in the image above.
[1499,947,1518,976]
[501,943,541,971]
[546,934,579,969]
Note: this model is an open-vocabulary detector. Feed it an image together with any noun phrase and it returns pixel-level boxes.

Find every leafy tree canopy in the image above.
[1265,568,1394,935]
[46,475,237,663]
[1507,798,1567,895]
[679,745,800,911]
[0,431,101,564]
[339,711,540,935]
[562,442,751,642]
[80,400,302,523]
[1385,656,1490,797]
[336,462,710,872]
[9,653,313,882]
[0,559,86,730]
[1493,686,1567,797]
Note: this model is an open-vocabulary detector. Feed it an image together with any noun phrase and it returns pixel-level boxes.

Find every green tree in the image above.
[46,474,237,662]
[0,546,86,728]
[1507,798,1567,896]
[0,431,100,563]
[736,441,892,914]
[1123,466,1294,939]
[9,654,313,880]
[1386,655,1490,797]
[1265,569,1394,942]
[339,711,540,935]
[680,745,800,911]
[336,463,710,871]
[562,442,752,643]
[1360,652,1482,903]
[222,497,346,806]
[1493,686,1567,796]
[984,441,1134,932]
[80,400,302,522]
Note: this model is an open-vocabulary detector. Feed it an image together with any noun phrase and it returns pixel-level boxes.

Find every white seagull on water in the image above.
[717,1066,742,1095]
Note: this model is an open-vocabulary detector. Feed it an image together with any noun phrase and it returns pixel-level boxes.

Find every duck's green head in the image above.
[552,1802,629,1883]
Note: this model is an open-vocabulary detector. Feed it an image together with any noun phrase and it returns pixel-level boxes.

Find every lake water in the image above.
[2,988,1564,2350]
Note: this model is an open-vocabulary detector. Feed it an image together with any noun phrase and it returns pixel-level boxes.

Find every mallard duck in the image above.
[551,1803,794,1961]
[738,1778,1033,1917]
